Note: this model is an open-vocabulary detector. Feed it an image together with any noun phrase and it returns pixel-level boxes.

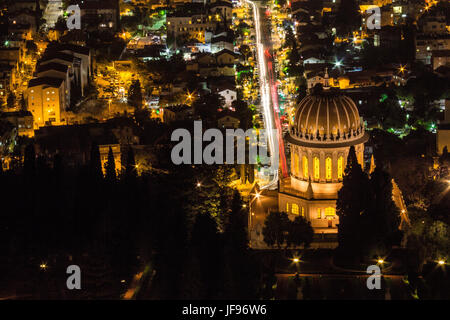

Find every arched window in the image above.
[314,157,320,180]
[294,153,299,176]
[338,156,343,180]
[302,155,308,179]
[292,204,299,215]
[326,157,332,181]
[325,207,335,217]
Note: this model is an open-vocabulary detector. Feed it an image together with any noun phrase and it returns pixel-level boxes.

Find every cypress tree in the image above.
[366,166,401,255]
[104,147,116,182]
[336,146,370,255]
[225,190,248,252]
[90,142,103,180]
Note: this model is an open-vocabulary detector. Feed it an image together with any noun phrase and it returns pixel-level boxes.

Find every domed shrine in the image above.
[278,78,369,236]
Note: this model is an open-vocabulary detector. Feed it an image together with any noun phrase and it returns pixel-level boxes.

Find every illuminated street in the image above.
[0,0,449,305]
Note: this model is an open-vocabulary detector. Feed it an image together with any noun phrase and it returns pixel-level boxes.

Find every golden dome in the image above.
[292,93,363,140]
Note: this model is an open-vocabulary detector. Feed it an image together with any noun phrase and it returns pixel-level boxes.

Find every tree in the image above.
[25,40,37,56]
[440,146,450,163]
[89,142,103,180]
[224,190,249,252]
[24,143,36,178]
[262,211,290,248]
[365,166,401,255]
[336,146,371,255]
[190,213,223,298]
[232,99,254,130]
[104,147,116,182]
[239,44,251,61]
[286,216,314,249]
[128,79,143,109]
[335,0,361,37]
[54,16,67,32]
[192,93,224,126]
[7,93,15,109]
[125,145,137,178]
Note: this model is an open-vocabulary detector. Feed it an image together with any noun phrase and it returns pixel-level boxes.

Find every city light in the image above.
[438,260,445,266]
[243,0,279,190]
[293,258,300,263]
[377,259,384,265]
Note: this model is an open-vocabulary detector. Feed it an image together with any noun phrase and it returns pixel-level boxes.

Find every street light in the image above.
[438,260,445,266]
[196,182,201,187]
[293,258,300,263]
[248,191,262,235]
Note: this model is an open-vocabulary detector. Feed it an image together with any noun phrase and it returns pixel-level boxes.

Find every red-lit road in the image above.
[244,0,278,189]
[244,0,288,189]
[266,50,288,179]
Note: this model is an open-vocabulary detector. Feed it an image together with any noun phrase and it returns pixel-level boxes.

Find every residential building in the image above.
[27,77,66,128]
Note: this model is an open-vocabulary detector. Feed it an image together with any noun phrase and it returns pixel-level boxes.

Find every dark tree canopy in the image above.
[105,146,116,181]
[336,146,370,255]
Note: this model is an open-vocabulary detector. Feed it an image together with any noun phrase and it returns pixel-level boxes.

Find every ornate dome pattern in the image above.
[289,92,366,144]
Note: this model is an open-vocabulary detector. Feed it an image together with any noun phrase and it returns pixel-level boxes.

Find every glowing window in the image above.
[317,208,322,219]
[292,204,299,215]
[325,207,335,217]
[286,203,289,213]
[302,156,308,179]
[338,156,343,180]
[326,157,332,180]
[314,157,320,180]
[301,207,305,217]
[294,153,299,176]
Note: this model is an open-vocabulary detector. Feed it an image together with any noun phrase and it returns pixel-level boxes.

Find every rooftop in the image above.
[28,77,64,88]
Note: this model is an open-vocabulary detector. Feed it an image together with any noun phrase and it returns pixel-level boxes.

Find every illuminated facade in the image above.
[27,77,65,128]
[279,76,369,237]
